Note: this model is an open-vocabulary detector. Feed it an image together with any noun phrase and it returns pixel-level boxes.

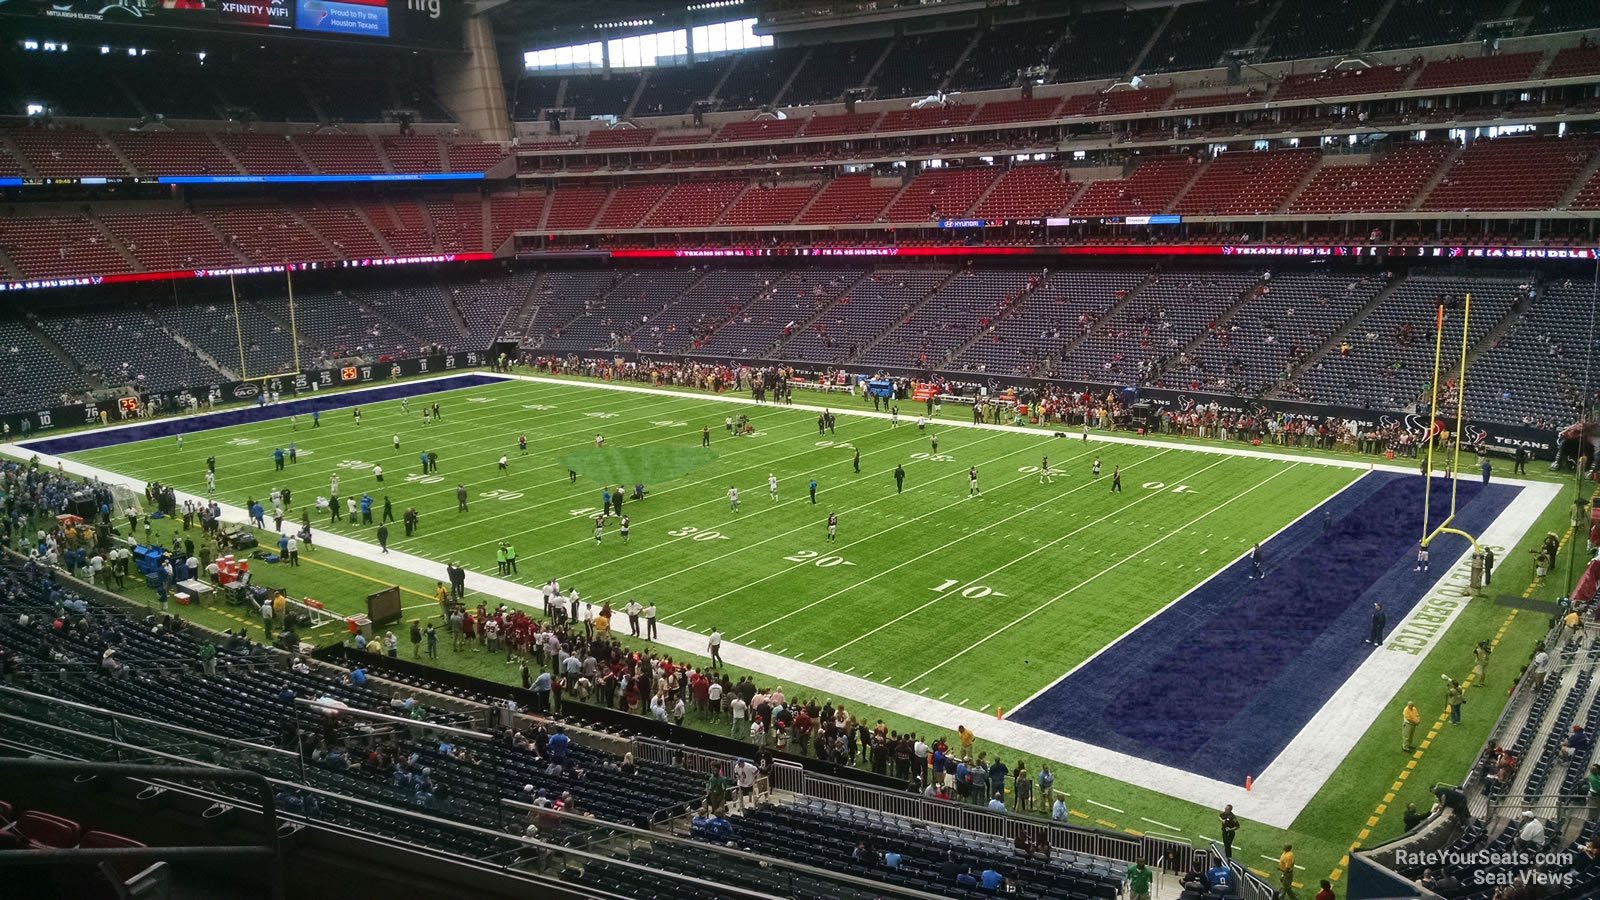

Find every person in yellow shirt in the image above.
[1278,844,1296,898]
[272,591,286,621]
[957,725,976,757]
[593,612,610,637]
[434,582,449,616]
[1403,701,1421,751]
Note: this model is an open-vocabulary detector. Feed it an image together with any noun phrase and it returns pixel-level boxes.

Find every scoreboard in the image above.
[0,0,462,49]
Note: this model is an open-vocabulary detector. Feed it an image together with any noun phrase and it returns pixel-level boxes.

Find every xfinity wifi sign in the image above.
[222,0,292,28]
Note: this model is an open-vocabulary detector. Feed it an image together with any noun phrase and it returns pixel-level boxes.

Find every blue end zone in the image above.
[16,373,506,457]
[1008,471,1521,783]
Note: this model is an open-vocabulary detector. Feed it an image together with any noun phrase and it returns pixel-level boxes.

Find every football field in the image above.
[21,371,1554,824]
[57,375,1350,703]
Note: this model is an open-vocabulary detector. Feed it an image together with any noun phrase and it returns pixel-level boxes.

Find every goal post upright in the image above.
[1420,293,1481,556]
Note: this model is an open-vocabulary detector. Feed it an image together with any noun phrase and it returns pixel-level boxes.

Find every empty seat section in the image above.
[1162,271,1383,394]
[9,128,130,179]
[596,184,672,230]
[203,203,330,264]
[98,210,240,271]
[955,268,1150,376]
[1289,143,1454,213]
[630,268,781,354]
[293,134,386,175]
[545,186,610,230]
[718,183,820,227]
[796,176,900,225]
[635,60,732,116]
[216,132,312,175]
[718,47,808,110]
[645,181,749,228]
[0,215,131,279]
[1412,52,1542,90]
[780,268,951,364]
[1421,136,1598,211]
[488,194,548,249]
[112,131,236,177]
[883,167,999,222]
[1274,65,1413,101]
[1172,150,1319,215]
[694,269,859,358]
[294,203,385,258]
[872,31,974,99]
[781,39,886,105]
[1057,270,1262,384]
[1290,274,1523,410]
[381,135,444,173]
[1067,156,1200,217]
[865,268,1037,369]
[972,166,1079,219]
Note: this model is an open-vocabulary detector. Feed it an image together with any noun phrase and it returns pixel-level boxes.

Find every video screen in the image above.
[294,0,387,38]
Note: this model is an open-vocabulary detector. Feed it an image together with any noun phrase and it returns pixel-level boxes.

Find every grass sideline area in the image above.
[5,368,1579,890]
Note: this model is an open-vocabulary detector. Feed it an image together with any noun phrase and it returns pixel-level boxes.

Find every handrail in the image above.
[0,757,285,899]
[292,695,491,741]
[0,714,768,900]
[500,797,948,900]
[1207,841,1278,900]
[0,683,299,762]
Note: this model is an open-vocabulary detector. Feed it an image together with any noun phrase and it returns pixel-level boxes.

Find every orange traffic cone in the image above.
[1244,776,1254,791]
[995,707,1004,720]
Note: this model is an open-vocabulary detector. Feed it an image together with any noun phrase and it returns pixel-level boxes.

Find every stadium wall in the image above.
[547,351,1562,459]
[0,351,488,440]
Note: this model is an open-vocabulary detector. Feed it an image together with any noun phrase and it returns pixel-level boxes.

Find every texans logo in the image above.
[1250,404,1269,419]
[1176,394,1195,412]
[1403,414,1428,434]
[1464,425,1488,445]
[1377,415,1400,429]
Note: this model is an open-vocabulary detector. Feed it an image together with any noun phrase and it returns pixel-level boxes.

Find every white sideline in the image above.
[0,374,1559,829]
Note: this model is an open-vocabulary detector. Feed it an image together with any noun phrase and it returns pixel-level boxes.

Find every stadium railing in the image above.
[498,797,948,900]
[0,698,761,899]
[0,682,304,779]
[631,734,1194,870]
[1206,840,1278,900]
[0,758,286,899]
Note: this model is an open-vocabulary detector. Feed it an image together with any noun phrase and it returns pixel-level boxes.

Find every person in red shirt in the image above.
[1314,879,1335,900]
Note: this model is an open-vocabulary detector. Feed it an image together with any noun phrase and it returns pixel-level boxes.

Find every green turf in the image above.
[64,376,1358,712]
[28,371,1580,891]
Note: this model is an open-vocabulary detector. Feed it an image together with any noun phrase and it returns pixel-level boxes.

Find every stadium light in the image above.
[100,45,111,55]
[127,47,138,56]
[25,103,44,116]
[22,40,38,51]
[197,51,207,63]
[42,42,57,52]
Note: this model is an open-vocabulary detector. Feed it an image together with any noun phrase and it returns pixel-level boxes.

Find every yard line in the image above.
[657,438,1108,625]
[809,450,1207,663]
[1086,800,1124,813]
[124,385,712,516]
[736,447,1175,645]
[568,426,1034,596]
[432,417,938,558]
[85,378,554,474]
[1140,817,1182,832]
[899,463,1299,689]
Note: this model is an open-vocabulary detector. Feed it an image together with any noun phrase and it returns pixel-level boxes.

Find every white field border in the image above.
[0,371,1561,828]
